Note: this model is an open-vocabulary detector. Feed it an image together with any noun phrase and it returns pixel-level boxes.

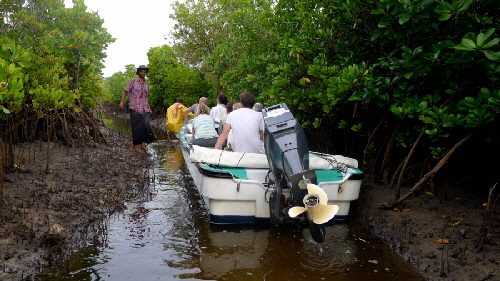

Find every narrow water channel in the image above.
[37,114,424,280]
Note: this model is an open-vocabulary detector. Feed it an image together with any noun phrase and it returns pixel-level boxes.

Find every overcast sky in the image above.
[64,0,177,77]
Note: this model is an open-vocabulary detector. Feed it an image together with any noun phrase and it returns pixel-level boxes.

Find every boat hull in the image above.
[180,125,363,225]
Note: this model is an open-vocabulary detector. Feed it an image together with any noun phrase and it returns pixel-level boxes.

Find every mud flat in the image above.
[356,183,499,280]
[0,126,152,280]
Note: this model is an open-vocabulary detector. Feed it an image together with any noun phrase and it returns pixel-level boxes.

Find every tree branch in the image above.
[392,130,476,207]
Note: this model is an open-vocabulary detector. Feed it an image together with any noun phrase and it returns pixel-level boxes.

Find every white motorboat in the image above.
[180,104,363,242]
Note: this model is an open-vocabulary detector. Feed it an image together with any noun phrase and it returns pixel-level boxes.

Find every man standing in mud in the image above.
[119,65,156,152]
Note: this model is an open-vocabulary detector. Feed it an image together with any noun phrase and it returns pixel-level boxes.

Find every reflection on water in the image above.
[37,116,424,281]
[98,111,132,134]
[299,226,356,273]
[197,228,269,280]
[98,111,169,140]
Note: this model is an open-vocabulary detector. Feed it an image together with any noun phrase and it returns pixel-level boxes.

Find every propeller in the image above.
[288,184,339,224]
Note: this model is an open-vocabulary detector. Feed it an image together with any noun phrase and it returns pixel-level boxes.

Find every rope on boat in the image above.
[235,152,246,167]
[216,149,224,166]
[311,151,356,169]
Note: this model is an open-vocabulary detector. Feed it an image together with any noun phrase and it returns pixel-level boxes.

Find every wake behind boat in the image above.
[180,103,363,242]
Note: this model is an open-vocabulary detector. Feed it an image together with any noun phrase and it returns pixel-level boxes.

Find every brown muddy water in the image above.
[36,114,424,280]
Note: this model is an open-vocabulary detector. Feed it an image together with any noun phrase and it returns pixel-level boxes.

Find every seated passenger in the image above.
[218,101,234,134]
[252,102,263,112]
[215,92,264,154]
[209,93,227,132]
[184,97,210,124]
[232,102,242,110]
[190,104,219,147]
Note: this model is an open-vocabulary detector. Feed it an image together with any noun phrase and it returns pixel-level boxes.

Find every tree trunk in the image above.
[379,120,401,183]
[393,130,475,207]
[0,137,3,217]
[395,125,428,200]
[362,114,388,171]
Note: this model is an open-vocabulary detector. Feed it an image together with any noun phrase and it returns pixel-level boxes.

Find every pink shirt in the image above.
[125,78,151,113]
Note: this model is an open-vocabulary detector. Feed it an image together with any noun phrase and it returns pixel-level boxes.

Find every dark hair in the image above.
[217,94,228,105]
[136,69,148,75]
[226,102,234,114]
[239,92,255,108]
[176,98,183,103]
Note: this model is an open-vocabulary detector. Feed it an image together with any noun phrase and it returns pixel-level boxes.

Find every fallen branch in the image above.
[391,130,475,208]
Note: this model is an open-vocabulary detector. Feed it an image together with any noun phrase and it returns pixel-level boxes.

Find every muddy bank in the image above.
[0,126,152,280]
[356,183,499,280]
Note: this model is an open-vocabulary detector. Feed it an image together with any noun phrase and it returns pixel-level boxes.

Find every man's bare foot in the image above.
[140,143,148,151]
[130,146,143,153]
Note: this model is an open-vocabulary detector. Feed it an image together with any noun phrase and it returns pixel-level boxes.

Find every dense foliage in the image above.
[169,0,500,203]
[102,64,137,104]
[146,45,210,109]
[1,0,114,146]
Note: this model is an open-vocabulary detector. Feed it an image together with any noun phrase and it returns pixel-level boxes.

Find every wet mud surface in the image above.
[357,183,499,280]
[0,127,152,280]
[0,116,499,280]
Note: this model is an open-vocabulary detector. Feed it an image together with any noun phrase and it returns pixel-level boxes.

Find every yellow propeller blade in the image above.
[309,204,339,224]
[288,206,307,218]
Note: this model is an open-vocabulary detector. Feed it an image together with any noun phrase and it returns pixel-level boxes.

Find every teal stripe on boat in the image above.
[316,169,363,183]
[201,164,248,180]
[315,169,344,183]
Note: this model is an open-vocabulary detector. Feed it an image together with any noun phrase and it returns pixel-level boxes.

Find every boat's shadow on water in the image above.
[190,221,359,280]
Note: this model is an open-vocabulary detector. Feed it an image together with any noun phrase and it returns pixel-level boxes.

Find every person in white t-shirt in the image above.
[209,93,227,132]
[215,92,264,154]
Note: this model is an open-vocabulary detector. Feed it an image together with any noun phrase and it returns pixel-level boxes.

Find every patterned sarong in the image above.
[130,110,156,145]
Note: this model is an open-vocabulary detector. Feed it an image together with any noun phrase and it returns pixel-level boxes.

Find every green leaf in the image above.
[378,16,391,27]
[483,28,495,41]
[458,0,473,11]
[454,44,474,51]
[404,72,413,79]
[461,38,476,49]
[480,88,491,95]
[0,50,10,60]
[439,14,452,21]
[483,38,499,49]
[434,5,452,15]
[482,50,499,60]
[371,30,384,41]
[398,13,412,25]
[476,33,486,47]
[441,2,454,11]
[17,60,32,68]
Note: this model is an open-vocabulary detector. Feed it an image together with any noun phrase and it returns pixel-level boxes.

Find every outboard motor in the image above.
[262,104,326,243]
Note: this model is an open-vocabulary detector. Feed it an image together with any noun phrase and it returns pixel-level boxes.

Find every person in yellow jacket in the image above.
[166,98,193,142]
